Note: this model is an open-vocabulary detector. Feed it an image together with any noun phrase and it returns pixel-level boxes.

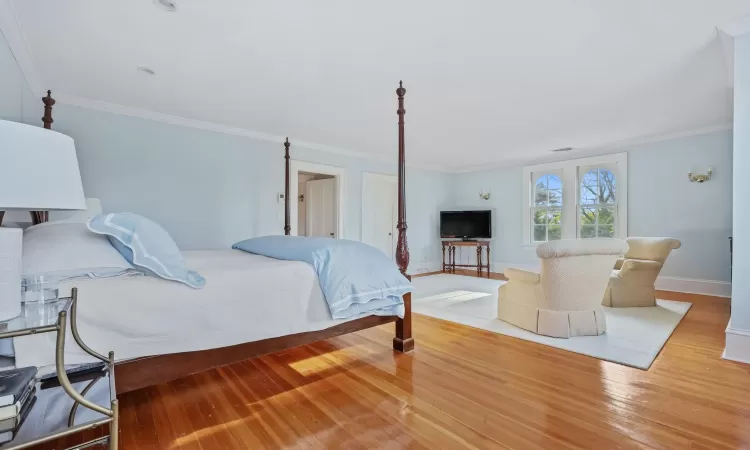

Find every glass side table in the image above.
[0,288,118,450]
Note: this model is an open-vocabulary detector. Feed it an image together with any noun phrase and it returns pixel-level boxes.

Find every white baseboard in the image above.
[408,260,442,276]
[655,276,731,298]
[724,325,750,364]
[492,261,731,298]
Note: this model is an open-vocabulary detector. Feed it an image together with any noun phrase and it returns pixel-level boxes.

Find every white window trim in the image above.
[522,152,627,246]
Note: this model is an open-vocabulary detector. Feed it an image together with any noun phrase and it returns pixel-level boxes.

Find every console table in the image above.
[442,241,491,277]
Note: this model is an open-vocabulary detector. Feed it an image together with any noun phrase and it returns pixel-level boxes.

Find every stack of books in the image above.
[0,367,37,444]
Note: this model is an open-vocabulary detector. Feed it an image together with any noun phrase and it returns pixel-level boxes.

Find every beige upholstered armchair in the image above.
[497,239,628,338]
[602,237,681,307]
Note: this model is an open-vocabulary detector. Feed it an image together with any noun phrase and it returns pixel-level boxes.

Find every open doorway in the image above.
[289,161,346,238]
[298,172,337,237]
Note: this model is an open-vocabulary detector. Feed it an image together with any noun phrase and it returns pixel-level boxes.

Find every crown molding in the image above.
[452,123,733,173]
[56,94,450,172]
[18,88,737,176]
[0,0,43,96]
[581,122,733,152]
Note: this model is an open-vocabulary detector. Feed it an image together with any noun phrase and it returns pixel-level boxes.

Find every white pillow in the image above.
[23,221,136,283]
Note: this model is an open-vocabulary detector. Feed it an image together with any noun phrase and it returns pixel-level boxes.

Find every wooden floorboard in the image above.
[115,271,748,449]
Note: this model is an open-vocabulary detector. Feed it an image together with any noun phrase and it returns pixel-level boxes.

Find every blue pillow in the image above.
[87,213,205,289]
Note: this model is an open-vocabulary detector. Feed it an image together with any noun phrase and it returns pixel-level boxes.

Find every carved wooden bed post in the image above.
[30,90,57,225]
[393,81,414,353]
[284,138,291,235]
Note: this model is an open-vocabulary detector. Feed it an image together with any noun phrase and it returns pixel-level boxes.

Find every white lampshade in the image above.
[0,119,85,211]
[0,119,85,321]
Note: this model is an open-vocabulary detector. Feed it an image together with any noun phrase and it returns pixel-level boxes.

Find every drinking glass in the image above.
[22,275,59,304]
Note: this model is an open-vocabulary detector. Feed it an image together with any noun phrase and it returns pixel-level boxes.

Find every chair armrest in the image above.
[505,267,541,284]
[618,259,662,274]
[614,258,625,270]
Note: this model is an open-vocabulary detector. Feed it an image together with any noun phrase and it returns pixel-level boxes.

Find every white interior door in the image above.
[362,174,397,258]
[305,178,337,237]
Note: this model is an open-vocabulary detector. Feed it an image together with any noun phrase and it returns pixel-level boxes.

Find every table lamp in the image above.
[0,119,85,320]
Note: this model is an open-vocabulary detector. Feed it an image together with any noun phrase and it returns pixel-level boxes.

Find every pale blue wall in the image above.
[731,33,750,327]
[449,130,734,282]
[629,132,732,282]
[49,104,450,267]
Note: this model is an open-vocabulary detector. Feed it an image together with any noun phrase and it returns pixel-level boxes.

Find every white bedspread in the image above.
[13,250,362,368]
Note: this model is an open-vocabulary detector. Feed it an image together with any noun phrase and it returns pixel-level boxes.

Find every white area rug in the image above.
[412,274,692,369]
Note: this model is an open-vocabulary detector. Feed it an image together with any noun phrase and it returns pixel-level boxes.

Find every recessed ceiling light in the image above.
[153,0,177,12]
[137,66,156,75]
[550,147,573,152]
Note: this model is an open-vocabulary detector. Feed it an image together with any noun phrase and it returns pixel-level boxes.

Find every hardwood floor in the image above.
[112,272,745,449]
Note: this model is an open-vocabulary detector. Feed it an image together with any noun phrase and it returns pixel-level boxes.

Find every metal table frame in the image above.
[0,288,118,450]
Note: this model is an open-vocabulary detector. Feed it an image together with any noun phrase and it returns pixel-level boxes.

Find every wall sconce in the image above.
[478,190,491,200]
[688,167,712,183]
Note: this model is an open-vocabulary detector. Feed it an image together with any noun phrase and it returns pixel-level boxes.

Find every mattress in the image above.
[13,250,365,368]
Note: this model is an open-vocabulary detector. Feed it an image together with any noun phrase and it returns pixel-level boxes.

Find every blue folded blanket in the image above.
[232,236,411,319]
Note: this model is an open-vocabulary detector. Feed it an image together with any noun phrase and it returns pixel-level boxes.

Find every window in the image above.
[522,153,627,245]
[532,173,562,242]
[579,167,616,238]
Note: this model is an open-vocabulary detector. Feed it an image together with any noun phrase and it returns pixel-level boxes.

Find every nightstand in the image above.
[0,288,118,449]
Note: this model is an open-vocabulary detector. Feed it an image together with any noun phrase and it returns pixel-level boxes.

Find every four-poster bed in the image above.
[31,83,413,395]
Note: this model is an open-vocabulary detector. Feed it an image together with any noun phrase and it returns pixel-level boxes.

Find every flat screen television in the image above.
[440,210,492,240]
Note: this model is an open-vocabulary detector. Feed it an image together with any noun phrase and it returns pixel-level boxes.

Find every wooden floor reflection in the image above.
[110,273,744,449]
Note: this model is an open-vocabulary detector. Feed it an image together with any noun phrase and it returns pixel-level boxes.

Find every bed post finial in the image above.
[284,138,291,236]
[42,90,55,130]
[394,80,414,353]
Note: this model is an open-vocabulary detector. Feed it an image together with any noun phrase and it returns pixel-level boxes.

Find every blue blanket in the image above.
[232,236,411,319]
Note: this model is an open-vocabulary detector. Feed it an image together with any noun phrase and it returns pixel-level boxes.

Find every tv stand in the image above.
[442,240,490,277]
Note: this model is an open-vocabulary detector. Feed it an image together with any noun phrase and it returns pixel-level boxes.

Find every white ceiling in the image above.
[6,0,750,171]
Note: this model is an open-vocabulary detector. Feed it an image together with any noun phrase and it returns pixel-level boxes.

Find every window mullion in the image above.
[562,167,576,239]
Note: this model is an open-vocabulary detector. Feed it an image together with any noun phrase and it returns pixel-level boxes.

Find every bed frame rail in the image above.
[116,315,397,394]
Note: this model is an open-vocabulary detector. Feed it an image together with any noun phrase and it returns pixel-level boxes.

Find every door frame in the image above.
[289,160,346,238]
[361,172,398,257]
